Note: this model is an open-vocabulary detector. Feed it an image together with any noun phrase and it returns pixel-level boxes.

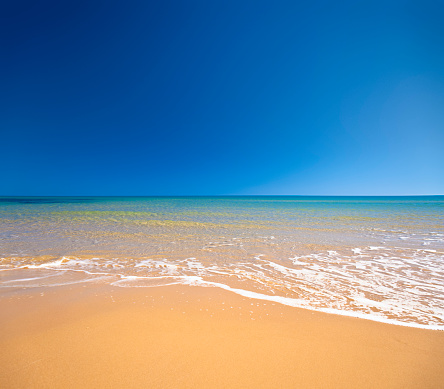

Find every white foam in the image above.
[25,258,66,269]
[2,245,444,330]
[112,275,200,288]
[176,277,444,331]
[135,259,179,275]
[1,275,57,283]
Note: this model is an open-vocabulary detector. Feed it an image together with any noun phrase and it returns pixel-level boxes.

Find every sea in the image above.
[0,196,443,329]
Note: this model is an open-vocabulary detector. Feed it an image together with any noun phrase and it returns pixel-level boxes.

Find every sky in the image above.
[1,0,443,196]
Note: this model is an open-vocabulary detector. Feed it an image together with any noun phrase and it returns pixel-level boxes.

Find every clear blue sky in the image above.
[1,0,443,195]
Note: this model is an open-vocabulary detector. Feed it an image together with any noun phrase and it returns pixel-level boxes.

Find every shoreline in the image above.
[1,264,443,331]
[1,283,444,388]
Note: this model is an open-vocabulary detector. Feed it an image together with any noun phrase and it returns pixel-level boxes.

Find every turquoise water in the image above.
[1,196,443,329]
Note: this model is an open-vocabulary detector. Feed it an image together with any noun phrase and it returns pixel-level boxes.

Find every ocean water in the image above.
[0,196,443,329]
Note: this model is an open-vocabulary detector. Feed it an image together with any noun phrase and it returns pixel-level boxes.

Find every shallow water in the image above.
[1,196,443,329]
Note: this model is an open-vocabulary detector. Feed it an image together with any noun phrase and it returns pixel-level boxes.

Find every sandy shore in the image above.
[1,283,443,388]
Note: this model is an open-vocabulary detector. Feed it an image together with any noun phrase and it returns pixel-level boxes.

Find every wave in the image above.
[1,245,443,330]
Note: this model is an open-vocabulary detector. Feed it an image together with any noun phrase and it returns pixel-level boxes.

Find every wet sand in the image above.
[0,284,443,388]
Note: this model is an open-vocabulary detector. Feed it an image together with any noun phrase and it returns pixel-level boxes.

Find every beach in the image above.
[1,196,443,387]
[1,283,444,388]
[3,0,443,385]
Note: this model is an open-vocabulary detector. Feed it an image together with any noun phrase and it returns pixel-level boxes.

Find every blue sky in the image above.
[1,0,443,195]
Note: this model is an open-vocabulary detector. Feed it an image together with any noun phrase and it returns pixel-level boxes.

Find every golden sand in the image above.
[1,284,443,388]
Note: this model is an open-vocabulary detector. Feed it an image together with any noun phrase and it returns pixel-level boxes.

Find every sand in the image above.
[1,283,443,388]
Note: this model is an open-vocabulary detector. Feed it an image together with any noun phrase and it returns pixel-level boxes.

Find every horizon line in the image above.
[0,194,443,198]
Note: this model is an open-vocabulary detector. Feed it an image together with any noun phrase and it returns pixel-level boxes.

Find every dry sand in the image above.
[1,283,443,388]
